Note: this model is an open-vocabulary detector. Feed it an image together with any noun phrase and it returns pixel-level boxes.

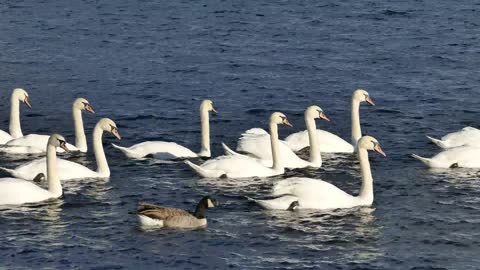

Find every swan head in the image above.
[305,105,330,122]
[357,136,386,157]
[353,89,375,106]
[48,133,69,152]
[271,112,293,127]
[12,88,32,108]
[73,98,95,113]
[201,99,217,114]
[98,118,121,140]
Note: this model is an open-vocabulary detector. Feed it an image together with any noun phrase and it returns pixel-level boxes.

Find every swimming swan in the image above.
[185,112,292,178]
[284,89,375,153]
[412,145,480,168]
[222,105,330,169]
[0,118,121,180]
[0,98,95,154]
[112,99,216,159]
[426,127,480,149]
[255,136,385,210]
[0,134,69,205]
[0,88,31,144]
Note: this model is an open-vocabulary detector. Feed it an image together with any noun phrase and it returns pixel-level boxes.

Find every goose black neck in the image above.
[193,201,207,219]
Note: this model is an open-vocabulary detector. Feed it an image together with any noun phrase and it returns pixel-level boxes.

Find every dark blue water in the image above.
[1,0,479,269]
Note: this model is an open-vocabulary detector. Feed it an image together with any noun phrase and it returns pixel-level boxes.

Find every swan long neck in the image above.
[73,107,87,152]
[357,148,374,205]
[47,144,62,198]
[306,117,321,166]
[270,122,283,171]
[93,125,109,176]
[199,107,210,157]
[351,99,362,145]
[9,96,22,138]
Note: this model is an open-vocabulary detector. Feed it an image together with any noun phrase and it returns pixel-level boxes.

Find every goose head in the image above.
[200,196,219,208]
[357,136,386,156]
[353,89,375,106]
[12,88,32,108]
[98,118,121,140]
[73,98,95,113]
[49,133,69,152]
[305,105,330,122]
[271,112,293,127]
[200,99,217,114]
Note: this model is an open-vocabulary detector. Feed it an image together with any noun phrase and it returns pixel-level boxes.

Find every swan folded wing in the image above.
[316,130,354,153]
[237,132,308,168]
[433,146,480,168]
[256,195,299,210]
[271,177,356,209]
[242,128,269,136]
[137,203,192,220]
[440,127,480,147]
[285,130,354,153]
[2,134,74,153]
[236,131,271,159]
[200,155,276,178]
[284,130,309,152]
[7,157,99,180]
[129,141,197,159]
[0,130,13,144]
[0,178,52,205]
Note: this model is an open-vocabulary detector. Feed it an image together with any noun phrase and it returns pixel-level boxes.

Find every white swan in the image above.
[185,112,292,178]
[112,99,216,159]
[0,98,95,154]
[0,134,68,205]
[255,136,386,210]
[412,146,480,168]
[0,118,121,180]
[0,88,31,144]
[222,105,329,169]
[284,89,375,153]
[426,127,480,149]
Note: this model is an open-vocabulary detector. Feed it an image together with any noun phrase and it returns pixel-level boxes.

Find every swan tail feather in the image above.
[111,143,141,159]
[0,167,16,177]
[184,160,224,178]
[411,154,432,166]
[426,136,448,149]
[221,142,238,156]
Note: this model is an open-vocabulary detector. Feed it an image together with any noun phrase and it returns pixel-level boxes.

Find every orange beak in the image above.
[374,145,386,157]
[60,143,69,153]
[211,106,217,114]
[85,104,95,114]
[112,129,122,140]
[283,119,293,128]
[23,97,32,109]
[366,96,375,106]
[320,112,330,122]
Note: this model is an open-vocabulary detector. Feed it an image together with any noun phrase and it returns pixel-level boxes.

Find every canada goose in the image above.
[137,196,218,229]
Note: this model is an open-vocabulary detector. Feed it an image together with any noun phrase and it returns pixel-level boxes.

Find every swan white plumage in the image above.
[222,105,330,169]
[0,98,95,154]
[0,88,31,144]
[284,89,375,153]
[255,136,386,210]
[112,99,216,159]
[426,127,480,149]
[185,112,292,178]
[0,134,68,205]
[412,146,480,168]
[0,118,121,180]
